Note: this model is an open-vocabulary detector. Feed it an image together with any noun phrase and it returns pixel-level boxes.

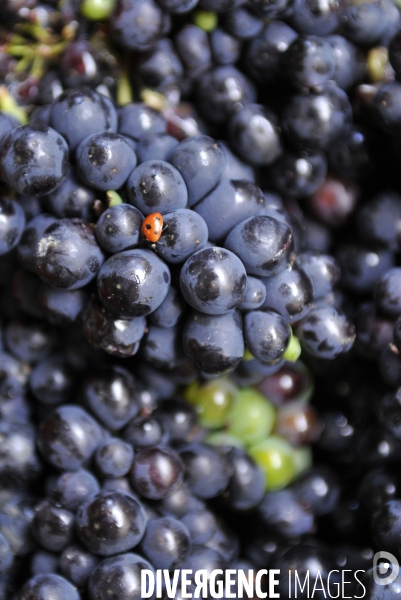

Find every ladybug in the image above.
[141,212,163,243]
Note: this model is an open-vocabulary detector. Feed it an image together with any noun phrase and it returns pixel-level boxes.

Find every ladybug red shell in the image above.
[141,212,163,243]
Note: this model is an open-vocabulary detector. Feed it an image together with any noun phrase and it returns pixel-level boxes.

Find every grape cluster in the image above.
[3,0,401,596]
[0,313,321,599]
[0,88,354,378]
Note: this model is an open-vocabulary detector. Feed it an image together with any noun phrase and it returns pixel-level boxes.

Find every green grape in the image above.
[282,329,301,362]
[227,388,276,445]
[81,0,116,20]
[184,378,239,429]
[248,435,295,491]
[205,432,245,449]
[193,10,218,32]
[292,446,312,477]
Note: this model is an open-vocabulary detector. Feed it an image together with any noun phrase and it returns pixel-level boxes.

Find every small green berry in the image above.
[184,378,239,429]
[81,0,116,20]
[193,10,218,32]
[227,387,276,446]
[249,435,295,491]
[283,329,302,362]
[292,446,313,477]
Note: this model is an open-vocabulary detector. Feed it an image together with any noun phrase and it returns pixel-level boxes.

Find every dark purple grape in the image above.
[76,490,146,556]
[297,305,355,359]
[50,87,117,152]
[288,0,342,35]
[229,104,282,166]
[210,28,241,66]
[81,365,141,430]
[45,166,96,220]
[76,132,137,191]
[239,276,266,310]
[127,160,188,215]
[180,247,247,315]
[37,405,103,471]
[31,500,75,553]
[29,356,74,404]
[283,83,352,149]
[82,298,146,357]
[0,198,25,256]
[89,553,154,600]
[35,218,105,290]
[222,446,265,510]
[182,308,244,375]
[140,517,191,569]
[175,25,211,78]
[16,574,80,600]
[197,66,256,125]
[299,251,341,299]
[283,35,335,90]
[118,103,167,140]
[111,0,168,51]
[149,286,186,328]
[59,544,99,588]
[53,469,100,512]
[261,261,314,323]
[17,213,56,273]
[95,439,134,478]
[169,136,226,207]
[246,21,297,84]
[130,445,184,500]
[179,443,231,499]
[194,179,266,242]
[0,421,42,490]
[271,149,328,198]
[136,132,179,163]
[244,309,291,363]
[97,248,170,318]
[142,324,185,370]
[38,284,89,325]
[225,215,294,277]
[96,204,144,254]
[0,124,69,196]
[60,41,105,88]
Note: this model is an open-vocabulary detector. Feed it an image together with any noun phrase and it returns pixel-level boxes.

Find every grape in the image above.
[81,0,116,19]
[50,87,117,152]
[228,387,276,445]
[155,208,209,264]
[182,309,244,376]
[16,574,80,600]
[184,377,239,429]
[97,248,170,318]
[127,159,188,215]
[89,553,154,600]
[0,198,25,256]
[249,435,296,491]
[76,132,137,191]
[194,179,266,243]
[76,490,146,556]
[0,125,69,196]
[35,219,105,290]
[111,0,168,51]
[95,204,144,254]
[225,215,294,277]
[169,135,226,207]
[180,247,247,315]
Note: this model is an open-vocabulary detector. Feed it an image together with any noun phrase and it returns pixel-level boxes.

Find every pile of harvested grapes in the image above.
[1,0,401,598]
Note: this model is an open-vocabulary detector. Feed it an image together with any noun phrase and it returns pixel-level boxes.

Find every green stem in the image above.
[0,86,28,124]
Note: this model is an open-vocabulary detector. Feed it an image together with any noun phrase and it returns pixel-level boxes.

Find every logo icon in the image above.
[373,551,399,586]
